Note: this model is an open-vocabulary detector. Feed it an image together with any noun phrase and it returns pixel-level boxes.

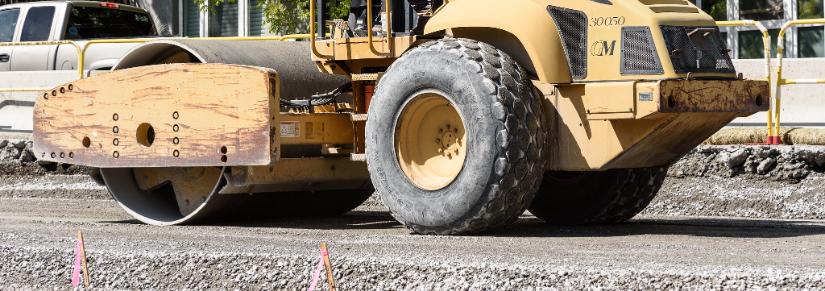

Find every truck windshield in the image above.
[65,6,157,40]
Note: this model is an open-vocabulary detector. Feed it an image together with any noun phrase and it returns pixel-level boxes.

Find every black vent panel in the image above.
[547,6,588,79]
[621,27,663,75]
[660,26,735,74]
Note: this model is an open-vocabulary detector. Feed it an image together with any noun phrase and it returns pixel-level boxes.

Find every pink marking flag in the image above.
[306,255,325,291]
[71,238,83,287]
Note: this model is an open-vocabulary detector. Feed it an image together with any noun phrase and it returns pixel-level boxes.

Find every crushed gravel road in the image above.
[2,136,825,289]
[2,197,825,290]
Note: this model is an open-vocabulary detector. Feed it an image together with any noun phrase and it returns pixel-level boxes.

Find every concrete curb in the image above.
[706,128,825,145]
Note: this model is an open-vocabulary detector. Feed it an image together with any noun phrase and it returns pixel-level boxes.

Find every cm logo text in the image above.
[591,40,617,56]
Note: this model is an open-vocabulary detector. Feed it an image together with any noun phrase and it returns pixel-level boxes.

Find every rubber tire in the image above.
[528,166,668,225]
[366,38,546,235]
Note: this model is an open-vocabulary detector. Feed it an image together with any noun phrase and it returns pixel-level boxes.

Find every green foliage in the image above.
[193,0,351,35]
[798,0,824,19]
[701,0,727,21]
[738,29,785,59]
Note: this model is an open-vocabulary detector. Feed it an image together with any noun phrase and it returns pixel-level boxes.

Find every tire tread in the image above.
[372,38,546,234]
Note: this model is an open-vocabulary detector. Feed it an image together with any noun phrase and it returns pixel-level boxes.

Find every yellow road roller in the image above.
[33,0,768,234]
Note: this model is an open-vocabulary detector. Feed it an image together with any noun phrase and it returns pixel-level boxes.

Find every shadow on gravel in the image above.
[103,210,403,230]
[492,216,825,239]
[105,212,825,238]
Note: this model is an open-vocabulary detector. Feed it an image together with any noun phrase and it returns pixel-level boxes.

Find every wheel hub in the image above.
[437,124,462,159]
[395,91,467,191]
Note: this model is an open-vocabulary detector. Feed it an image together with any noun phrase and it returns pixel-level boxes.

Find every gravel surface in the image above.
[3,137,825,289]
[2,198,825,289]
[670,145,825,181]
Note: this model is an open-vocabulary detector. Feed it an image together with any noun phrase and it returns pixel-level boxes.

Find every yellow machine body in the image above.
[29,0,768,228]
[34,0,767,171]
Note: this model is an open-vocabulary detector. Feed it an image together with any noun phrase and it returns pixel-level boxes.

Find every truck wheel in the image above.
[528,167,668,225]
[366,38,546,235]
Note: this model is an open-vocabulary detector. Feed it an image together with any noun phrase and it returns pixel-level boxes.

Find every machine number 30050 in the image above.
[590,16,626,27]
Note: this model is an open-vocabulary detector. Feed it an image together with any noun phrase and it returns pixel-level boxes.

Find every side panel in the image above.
[426,0,729,83]
[548,0,726,81]
[424,0,571,83]
[536,80,768,170]
[33,63,278,167]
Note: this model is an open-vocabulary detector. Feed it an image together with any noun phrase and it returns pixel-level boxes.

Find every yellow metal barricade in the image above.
[716,20,775,144]
[774,19,825,144]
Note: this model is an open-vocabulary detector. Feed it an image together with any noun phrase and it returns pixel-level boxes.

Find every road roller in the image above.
[33,0,769,234]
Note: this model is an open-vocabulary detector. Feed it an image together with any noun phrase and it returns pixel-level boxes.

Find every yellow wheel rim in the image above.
[395,91,467,191]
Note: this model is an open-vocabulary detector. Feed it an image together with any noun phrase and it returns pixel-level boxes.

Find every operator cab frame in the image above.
[310,0,443,74]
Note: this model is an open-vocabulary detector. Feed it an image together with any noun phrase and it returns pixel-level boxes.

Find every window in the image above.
[208,3,239,36]
[65,6,156,40]
[798,26,825,57]
[183,0,201,37]
[740,0,784,20]
[798,0,824,19]
[702,0,727,20]
[248,0,268,36]
[20,6,54,41]
[739,29,787,58]
[0,9,19,42]
[796,0,824,58]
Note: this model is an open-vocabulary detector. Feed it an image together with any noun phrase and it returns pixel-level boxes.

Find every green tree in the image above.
[701,0,727,21]
[798,0,824,19]
[193,0,351,35]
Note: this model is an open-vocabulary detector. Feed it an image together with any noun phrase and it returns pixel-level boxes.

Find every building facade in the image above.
[142,0,825,59]
[139,0,273,37]
[691,0,823,59]
[3,0,823,58]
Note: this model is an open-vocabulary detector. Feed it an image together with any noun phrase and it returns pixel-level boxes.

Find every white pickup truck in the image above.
[0,1,158,132]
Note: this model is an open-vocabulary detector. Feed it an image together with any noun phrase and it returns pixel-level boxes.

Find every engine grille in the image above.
[660,26,735,74]
[621,27,663,75]
[547,6,588,79]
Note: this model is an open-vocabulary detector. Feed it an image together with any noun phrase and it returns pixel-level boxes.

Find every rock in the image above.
[791,169,809,180]
[725,148,749,168]
[757,158,777,175]
[18,148,36,163]
[0,147,21,161]
[12,140,27,150]
[0,139,7,148]
[816,153,825,168]
[18,143,37,163]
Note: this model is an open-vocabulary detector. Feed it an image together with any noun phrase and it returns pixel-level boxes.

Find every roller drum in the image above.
[114,39,348,99]
[102,39,358,226]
